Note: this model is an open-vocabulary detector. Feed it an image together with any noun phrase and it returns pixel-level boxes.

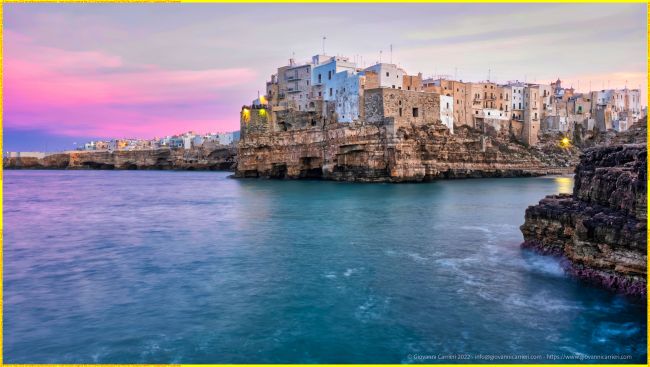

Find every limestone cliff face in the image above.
[4,146,237,171]
[521,144,647,298]
[236,122,575,182]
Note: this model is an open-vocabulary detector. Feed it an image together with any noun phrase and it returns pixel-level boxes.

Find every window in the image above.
[392,85,396,89]
[318,92,322,97]
[476,111,479,115]
[399,108,402,116]
[399,100,402,105]
[329,88,332,97]
[386,72,390,77]
[412,108,419,117]
[318,74,322,83]
[446,102,450,109]
[328,71,332,80]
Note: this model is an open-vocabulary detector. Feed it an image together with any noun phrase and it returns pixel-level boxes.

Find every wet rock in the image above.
[521,144,647,298]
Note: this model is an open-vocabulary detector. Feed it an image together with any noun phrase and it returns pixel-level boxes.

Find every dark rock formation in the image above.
[3,146,237,171]
[521,144,647,298]
[236,123,576,182]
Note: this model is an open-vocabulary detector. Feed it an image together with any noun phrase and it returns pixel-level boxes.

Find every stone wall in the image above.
[364,88,442,128]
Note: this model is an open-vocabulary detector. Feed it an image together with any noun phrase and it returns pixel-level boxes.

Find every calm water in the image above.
[3,171,646,363]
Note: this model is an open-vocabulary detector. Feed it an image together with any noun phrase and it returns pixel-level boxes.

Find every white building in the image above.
[364,63,405,89]
[333,70,364,123]
[218,132,234,145]
[507,81,526,121]
[440,95,454,133]
[282,60,312,111]
[311,55,357,101]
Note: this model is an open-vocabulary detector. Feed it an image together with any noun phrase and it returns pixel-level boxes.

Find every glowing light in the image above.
[258,108,267,117]
[560,137,571,148]
[242,108,250,123]
[259,95,267,105]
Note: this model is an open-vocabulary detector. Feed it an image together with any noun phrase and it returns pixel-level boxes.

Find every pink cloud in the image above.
[4,30,256,138]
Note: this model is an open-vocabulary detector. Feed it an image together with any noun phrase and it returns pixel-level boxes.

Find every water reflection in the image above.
[554,176,574,194]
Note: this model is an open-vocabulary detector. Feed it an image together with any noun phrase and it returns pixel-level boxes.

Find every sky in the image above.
[3,2,648,151]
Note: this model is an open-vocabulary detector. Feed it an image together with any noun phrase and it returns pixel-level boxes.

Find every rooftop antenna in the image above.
[390,44,393,64]
[322,36,326,54]
[379,50,382,63]
[488,68,491,82]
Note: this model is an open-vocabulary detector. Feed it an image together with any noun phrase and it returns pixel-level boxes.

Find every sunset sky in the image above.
[4,2,647,151]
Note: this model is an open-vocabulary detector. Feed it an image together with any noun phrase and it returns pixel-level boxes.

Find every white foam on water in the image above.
[344,268,359,277]
[323,271,337,279]
[406,252,428,262]
[459,225,492,233]
[354,295,391,323]
[518,254,566,278]
[504,291,585,313]
[592,322,641,343]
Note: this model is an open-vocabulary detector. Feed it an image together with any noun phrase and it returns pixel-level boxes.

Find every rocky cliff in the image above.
[236,122,577,182]
[521,144,647,298]
[3,146,237,171]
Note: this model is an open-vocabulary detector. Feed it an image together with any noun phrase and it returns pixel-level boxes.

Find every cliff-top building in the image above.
[241,53,646,146]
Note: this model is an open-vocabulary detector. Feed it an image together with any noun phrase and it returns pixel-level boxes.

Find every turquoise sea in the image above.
[3,171,646,363]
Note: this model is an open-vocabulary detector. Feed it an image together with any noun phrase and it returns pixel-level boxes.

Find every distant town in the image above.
[76,131,241,152]
[240,53,646,146]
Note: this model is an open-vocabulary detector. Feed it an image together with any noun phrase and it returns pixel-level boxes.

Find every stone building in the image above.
[522,85,541,146]
[364,88,452,132]
[241,51,647,147]
[423,78,470,128]
[402,73,423,91]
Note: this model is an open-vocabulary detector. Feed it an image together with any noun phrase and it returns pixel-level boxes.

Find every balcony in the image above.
[287,75,301,81]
